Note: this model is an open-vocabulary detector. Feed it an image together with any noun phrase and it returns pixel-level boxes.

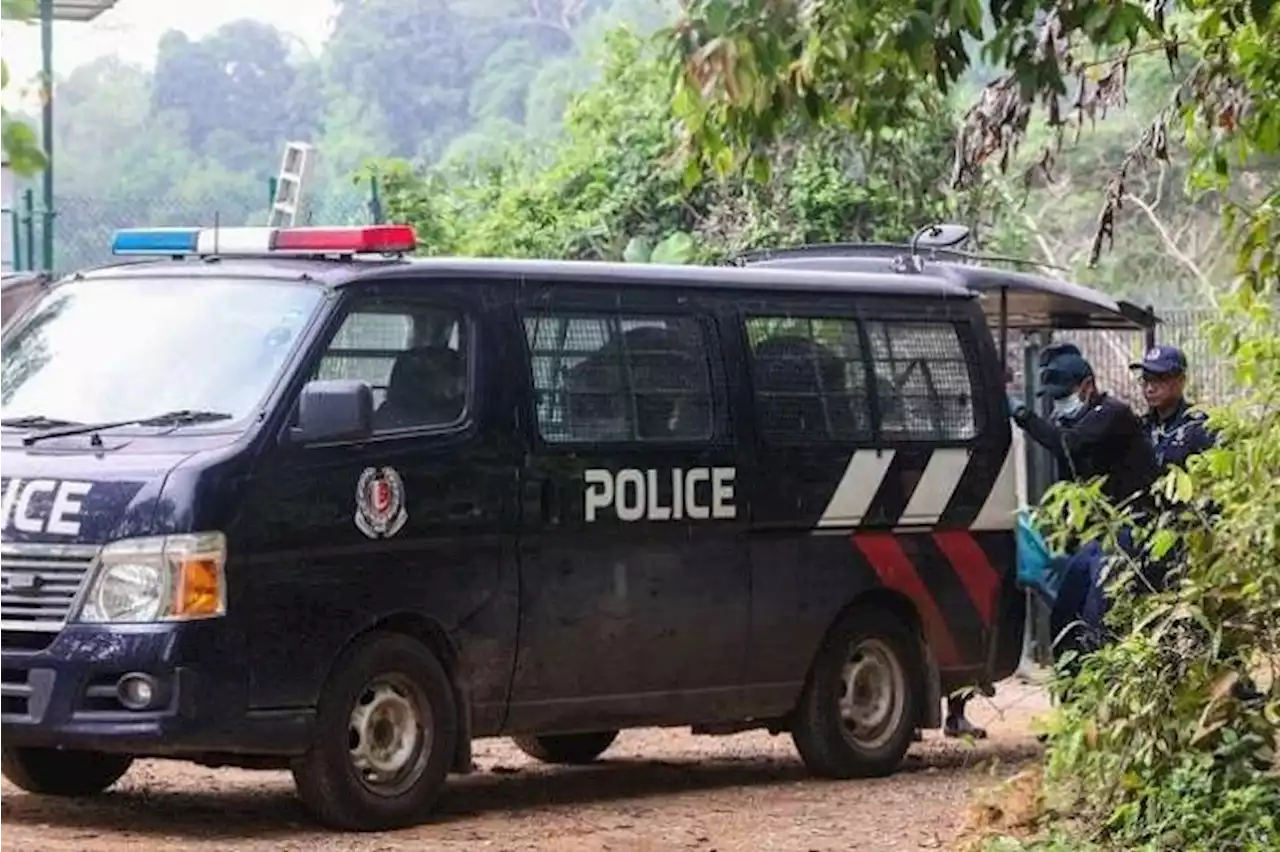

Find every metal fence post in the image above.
[22,189,36,273]
[8,202,22,272]
[368,174,384,225]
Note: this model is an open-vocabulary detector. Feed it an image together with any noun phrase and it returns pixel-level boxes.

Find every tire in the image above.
[0,746,132,796]
[291,632,458,831]
[790,609,922,779]
[511,730,619,765]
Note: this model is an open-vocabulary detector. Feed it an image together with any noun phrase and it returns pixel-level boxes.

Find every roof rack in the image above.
[728,222,1071,275]
[727,242,1067,274]
[725,223,1158,342]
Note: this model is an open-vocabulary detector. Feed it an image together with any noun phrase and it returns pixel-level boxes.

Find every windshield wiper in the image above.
[2,415,80,429]
[21,409,234,446]
[133,409,234,427]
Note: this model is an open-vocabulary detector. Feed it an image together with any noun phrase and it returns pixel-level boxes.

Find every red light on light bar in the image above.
[273,225,417,253]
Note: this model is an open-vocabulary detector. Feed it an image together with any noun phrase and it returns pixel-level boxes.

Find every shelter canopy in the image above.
[46,0,118,22]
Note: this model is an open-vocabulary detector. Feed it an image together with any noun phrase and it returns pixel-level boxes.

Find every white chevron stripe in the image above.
[815,449,896,528]
[899,448,972,525]
[970,443,1018,531]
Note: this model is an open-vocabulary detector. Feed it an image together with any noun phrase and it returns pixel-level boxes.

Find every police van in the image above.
[0,224,1144,830]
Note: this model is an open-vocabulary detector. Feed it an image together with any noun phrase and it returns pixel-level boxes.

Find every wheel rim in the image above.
[837,637,906,751]
[347,673,432,797]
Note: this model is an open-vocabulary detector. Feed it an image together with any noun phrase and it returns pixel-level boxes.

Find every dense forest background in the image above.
[8,0,1239,307]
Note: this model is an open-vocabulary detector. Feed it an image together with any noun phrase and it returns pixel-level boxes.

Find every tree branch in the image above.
[1122,191,1220,308]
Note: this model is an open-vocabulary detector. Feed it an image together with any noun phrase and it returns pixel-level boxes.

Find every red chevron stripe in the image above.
[854,532,961,667]
[932,530,1002,626]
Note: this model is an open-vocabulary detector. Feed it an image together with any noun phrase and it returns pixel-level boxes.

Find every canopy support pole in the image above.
[39,0,54,273]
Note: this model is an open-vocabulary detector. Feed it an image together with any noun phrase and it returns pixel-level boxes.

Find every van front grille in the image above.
[1,543,99,634]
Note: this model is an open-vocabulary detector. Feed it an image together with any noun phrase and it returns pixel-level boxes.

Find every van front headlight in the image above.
[75,532,227,623]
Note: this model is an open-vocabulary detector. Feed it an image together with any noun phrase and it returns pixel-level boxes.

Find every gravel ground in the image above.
[1,679,1049,852]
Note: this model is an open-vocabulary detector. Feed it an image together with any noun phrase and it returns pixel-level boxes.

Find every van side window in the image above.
[864,320,976,441]
[745,316,872,442]
[316,300,470,432]
[523,312,713,443]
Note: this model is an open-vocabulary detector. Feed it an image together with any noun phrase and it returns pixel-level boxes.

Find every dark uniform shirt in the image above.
[1014,392,1160,508]
[1142,399,1214,470]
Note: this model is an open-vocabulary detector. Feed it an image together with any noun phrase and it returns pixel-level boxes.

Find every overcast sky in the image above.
[2,0,335,87]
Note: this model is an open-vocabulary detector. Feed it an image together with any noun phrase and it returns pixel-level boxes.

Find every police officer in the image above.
[1130,344,1216,597]
[1131,344,1214,470]
[1008,342,1160,661]
[1010,342,1159,507]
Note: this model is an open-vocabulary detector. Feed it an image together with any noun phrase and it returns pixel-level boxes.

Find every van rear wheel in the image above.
[291,632,458,831]
[511,731,619,764]
[791,609,921,779]
[0,746,132,796]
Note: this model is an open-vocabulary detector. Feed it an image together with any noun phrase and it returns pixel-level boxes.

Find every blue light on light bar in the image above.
[111,228,201,255]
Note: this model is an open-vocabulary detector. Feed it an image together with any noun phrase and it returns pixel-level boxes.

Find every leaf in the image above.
[712,143,735,176]
[681,157,702,190]
[749,153,771,183]
[622,236,653,264]
[1149,528,1179,560]
[1,113,46,176]
[650,231,695,265]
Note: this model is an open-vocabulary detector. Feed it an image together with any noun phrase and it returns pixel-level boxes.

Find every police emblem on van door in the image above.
[355,466,408,539]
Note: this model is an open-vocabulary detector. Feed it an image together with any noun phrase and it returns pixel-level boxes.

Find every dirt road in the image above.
[1,680,1049,852]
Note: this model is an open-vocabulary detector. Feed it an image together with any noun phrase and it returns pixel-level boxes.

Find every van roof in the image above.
[736,251,1159,330]
[79,255,977,300]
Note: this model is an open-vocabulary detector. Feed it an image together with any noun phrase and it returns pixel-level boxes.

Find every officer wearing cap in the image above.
[1131,344,1214,471]
[1009,342,1159,507]
[1008,343,1160,661]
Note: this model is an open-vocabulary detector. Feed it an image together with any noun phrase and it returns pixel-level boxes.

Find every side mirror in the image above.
[291,379,373,444]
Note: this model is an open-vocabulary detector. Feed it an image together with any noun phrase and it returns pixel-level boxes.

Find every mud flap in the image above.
[986,566,1030,688]
[919,636,943,729]
[451,684,474,774]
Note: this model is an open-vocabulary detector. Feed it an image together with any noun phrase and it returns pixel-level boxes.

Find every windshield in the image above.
[1,276,324,427]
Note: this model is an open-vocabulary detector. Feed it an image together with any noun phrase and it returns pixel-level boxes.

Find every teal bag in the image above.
[1016,509,1065,605]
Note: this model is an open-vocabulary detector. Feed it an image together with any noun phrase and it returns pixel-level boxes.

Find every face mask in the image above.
[1052,392,1086,419]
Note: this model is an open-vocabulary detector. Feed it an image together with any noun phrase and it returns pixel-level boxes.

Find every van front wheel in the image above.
[791,610,921,779]
[511,731,619,764]
[291,632,458,831]
[0,746,132,796]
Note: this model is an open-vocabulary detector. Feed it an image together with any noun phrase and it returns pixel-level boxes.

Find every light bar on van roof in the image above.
[110,225,417,257]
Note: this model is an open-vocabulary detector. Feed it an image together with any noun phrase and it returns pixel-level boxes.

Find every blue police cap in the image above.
[1131,344,1187,375]
[1037,344,1094,399]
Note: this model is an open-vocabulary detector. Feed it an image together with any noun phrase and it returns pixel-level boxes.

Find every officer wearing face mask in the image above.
[1008,343,1161,661]
[1008,343,1160,507]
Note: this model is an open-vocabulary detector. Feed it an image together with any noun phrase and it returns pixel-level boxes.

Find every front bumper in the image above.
[1,625,311,757]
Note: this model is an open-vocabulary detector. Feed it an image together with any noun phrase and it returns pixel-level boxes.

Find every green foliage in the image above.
[1,0,45,176]
[963,3,1280,849]
[379,29,958,263]
[661,0,1159,181]
[3,0,677,272]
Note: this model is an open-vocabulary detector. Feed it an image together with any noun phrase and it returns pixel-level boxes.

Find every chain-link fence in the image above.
[1000,311,1232,410]
[6,178,378,274]
[49,188,375,273]
[1069,309,1235,407]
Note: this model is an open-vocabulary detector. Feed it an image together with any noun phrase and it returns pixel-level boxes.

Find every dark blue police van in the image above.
[1,224,1052,830]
